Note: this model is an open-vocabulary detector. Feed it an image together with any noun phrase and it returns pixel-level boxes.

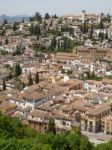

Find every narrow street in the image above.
[82,131,112,145]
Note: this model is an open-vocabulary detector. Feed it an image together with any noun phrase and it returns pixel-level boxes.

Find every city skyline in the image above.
[0,0,111,16]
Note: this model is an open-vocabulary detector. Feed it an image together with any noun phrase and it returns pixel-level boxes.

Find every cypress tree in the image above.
[9,72,12,79]
[99,19,104,29]
[22,19,25,23]
[45,13,50,20]
[30,24,34,35]
[105,32,108,40]
[3,19,8,24]
[51,37,56,51]
[90,25,93,39]
[18,63,21,76]
[13,22,17,31]
[28,73,33,86]
[35,71,39,84]
[3,79,6,91]
[22,82,25,89]
[15,63,21,77]
[5,37,9,45]
[34,12,42,21]
[107,13,111,23]
[15,63,18,76]
[36,25,41,40]
[101,32,104,41]
[92,71,95,79]
[63,38,67,52]
[15,45,21,55]
[83,21,87,33]
[47,118,56,135]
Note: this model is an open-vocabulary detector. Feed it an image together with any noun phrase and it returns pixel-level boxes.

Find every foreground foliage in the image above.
[0,113,111,150]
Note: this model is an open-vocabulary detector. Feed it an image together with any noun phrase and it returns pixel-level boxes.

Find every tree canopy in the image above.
[0,113,111,150]
[28,73,33,86]
[3,79,6,91]
[35,71,39,84]
[15,63,22,77]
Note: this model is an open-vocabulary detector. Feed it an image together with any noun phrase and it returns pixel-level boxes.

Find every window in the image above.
[90,121,93,126]
[62,122,66,126]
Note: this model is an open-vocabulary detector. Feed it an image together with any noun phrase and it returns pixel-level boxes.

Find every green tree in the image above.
[35,71,39,84]
[80,137,93,150]
[105,32,108,40]
[22,82,25,89]
[3,19,8,24]
[63,37,67,52]
[99,32,104,41]
[99,19,104,29]
[15,63,22,77]
[15,45,21,55]
[28,73,33,86]
[90,25,93,39]
[91,71,95,79]
[66,130,80,150]
[3,79,6,91]
[13,22,17,31]
[1,29,5,36]
[30,24,41,39]
[0,113,99,150]
[50,37,57,51]
[107,13,111,23]
[9,72,12,79]
[22,19,25,23]
[52,14,58,19]
[51,133,69,150]
[61,37,74,53]
[30,23,34,34]
[81,21,88,33]
[45,13,50,20]
[5,37,9,45]
[0,113,36,139]
[34,12,42,21]
[47,119,56,135]
[29,16,34,22]
[36,25,41,40]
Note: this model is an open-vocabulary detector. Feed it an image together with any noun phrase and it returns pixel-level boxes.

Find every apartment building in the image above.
[81,103,112,133]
